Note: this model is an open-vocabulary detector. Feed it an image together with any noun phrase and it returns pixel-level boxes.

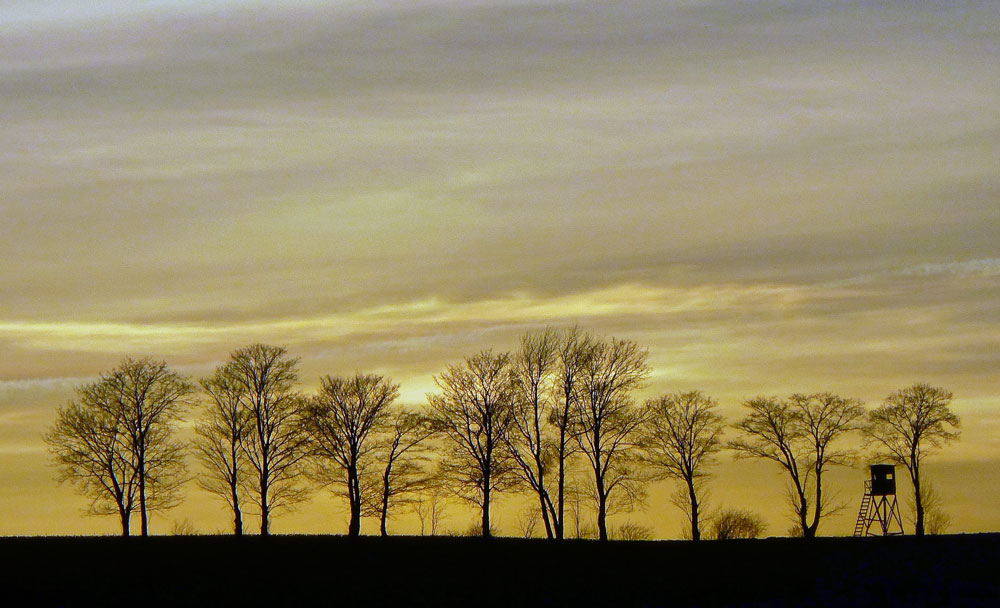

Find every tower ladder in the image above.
[853,482,873,537]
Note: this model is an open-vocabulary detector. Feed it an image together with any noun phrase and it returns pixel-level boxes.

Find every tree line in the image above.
[44,328,961,539]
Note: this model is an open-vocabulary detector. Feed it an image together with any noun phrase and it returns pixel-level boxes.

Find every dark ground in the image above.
[0,533,997,607]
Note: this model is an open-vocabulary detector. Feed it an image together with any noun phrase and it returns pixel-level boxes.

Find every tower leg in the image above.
[875,496,904,536]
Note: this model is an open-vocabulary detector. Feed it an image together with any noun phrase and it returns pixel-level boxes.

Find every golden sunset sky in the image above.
[1,0,998,536]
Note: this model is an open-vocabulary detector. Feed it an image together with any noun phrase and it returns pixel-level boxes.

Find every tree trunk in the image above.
[482,483,492,538]
[232,444,243,536]
[538,490,554,539]
[260,469,270,536]
[534,454,553,539]
[379,466,390,536]
[798,501,812,538]
[532,393,554,540]
[687,478,700,542]
[597,491,608,541]
[792,479,812,539]
[800,503,814,539]
[556,421,567,540]
[119,505,131,537]
[138,452,148,537]
[594,422,609,542]
[913,466,925,536]
[807,468,823,539]
[348,501,361,536]
[596,469,608,541]
[348,466,361,537]
[380,475,391,537]
[232,482,243,536]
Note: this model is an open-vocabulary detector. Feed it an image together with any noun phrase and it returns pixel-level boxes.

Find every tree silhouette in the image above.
[506,328,561,539]
[550,326,592,540]
[226,344,310,536]
[45,357,191,536]
[194,367,251,535]
[45,397,138,535]
[564,482,595,539]
[906,480,952,535]
[572,337,650,541]
[366,406,436,536]
[411,482,448,536]
[427,350,517,538]
[302,373,399,537]
[730,393,864,539]
[864,382,960,536]
[639,391,725,541]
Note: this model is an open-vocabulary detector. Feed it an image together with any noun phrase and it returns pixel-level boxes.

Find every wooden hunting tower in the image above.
[853,464,904,536]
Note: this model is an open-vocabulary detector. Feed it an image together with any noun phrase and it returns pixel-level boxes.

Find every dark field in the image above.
[1,534,997,607]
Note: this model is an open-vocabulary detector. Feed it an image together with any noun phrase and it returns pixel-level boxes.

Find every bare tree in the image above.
[45,396,138,536]
[506,328,560,539]
[45,358,191,536]
[573,337,650,541]
[427,350,517,538]
[639,391,725,541]
[516,506,541,538]
[710,508,767,540]
[302,373,398,537]
[105,358,193,536]
[908,480,951,535]
[729,393,865,539]
[565,482,590,539]
[864,382,960,536]
[194,368,250,535]
[366,406,436,536]
[227,344,310,536]
[550,326,592,540]
[411,484,448,536]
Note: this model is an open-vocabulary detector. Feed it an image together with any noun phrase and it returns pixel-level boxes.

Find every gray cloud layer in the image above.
[3,1,998,321]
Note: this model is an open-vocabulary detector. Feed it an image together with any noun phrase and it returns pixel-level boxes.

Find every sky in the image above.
[1,0,998,536]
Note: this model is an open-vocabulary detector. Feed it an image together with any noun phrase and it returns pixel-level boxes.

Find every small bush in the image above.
[710,509,767,540]
[460,522,498,537]
[170,518,200,536]
[613,521,654,541]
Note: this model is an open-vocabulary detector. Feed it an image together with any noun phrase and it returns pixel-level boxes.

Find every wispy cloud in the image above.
[826,258,1000,287]
[0,282,805,353]
[0,377,84,394]
[900,259,1000,278]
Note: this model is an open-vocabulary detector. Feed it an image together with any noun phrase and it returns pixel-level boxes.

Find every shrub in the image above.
[710,508,767,540]
[613,521,654,541]
[170,518,200,536]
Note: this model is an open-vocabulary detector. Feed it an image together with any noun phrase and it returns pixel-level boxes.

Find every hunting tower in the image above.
[853,464,904,536]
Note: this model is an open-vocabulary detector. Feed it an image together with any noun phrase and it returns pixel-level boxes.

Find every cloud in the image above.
[900,259,1000,278]
[0,282,804,354]
[0,377,83,394]
[826,258,1000,287]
